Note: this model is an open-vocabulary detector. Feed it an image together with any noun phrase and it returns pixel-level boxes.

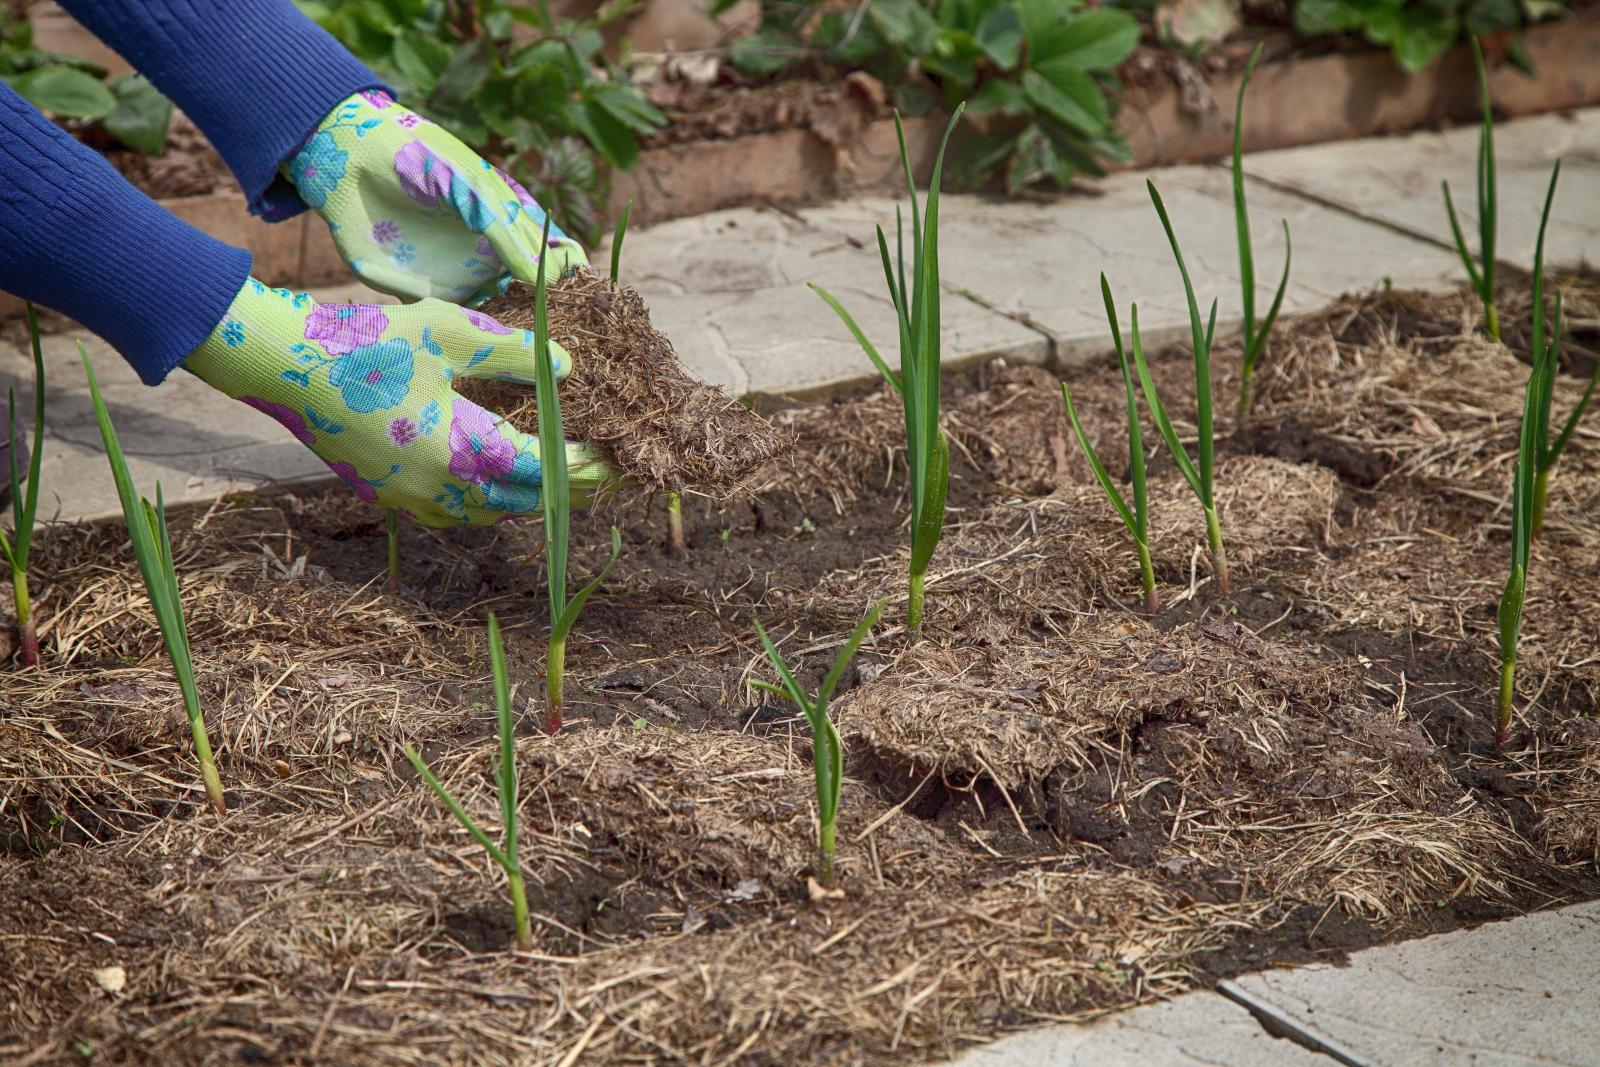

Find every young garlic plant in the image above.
[1443,36,1500,341]
[1495,160,1595,747]
[605,199,686,554]
[811,105,965,633]
[533,214,622,733]
[1,305,46,666]
[1138,180,1229,595]
[404,613,531,948]
[1521,162,1598,540]
[1232,43,1292,423]
[1062,276,1158,613]
[84,348,224,816]
[751,599,885,884]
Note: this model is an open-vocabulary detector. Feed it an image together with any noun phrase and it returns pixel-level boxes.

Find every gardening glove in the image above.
[284,90,589,305]
[183,279,612,527]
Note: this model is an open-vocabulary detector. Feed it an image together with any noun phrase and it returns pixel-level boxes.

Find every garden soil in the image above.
[3,285,1599,1065]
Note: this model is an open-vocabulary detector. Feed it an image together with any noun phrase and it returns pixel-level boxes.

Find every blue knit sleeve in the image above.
[0,83,251,385]
[58,0,387,222]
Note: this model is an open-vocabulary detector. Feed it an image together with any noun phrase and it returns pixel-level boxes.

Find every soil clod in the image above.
[459,270,795,499]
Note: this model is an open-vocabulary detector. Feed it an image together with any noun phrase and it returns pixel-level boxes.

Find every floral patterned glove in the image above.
[284,90,587,305]
[183,279,612,526]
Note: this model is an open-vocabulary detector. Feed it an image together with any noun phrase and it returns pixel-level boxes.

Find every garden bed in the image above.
[3,283,1600,1064]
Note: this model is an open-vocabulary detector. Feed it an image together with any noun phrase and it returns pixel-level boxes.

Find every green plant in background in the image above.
[298,0,663,242]
[384,507,400,593]
[1138,180,1229,595]
[1442,36,1500,340]
[812,106,963,633]
[532,216,622,732]
[83,349,224,817]
[403,613,531,948]
[1293,0,1558,74]
[717,0,1139,192]
[1061,277,1158,614]
[751,599,885,884]
[1521,162,1597,540]
[1231,43,1291,423]
[0,18,172,152]
[1,305,46,666]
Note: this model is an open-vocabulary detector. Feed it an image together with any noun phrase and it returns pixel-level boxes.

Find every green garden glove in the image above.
[183,279,612,526]
[284,90,588,305]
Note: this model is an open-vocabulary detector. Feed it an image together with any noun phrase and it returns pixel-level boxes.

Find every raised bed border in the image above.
[610,13,1600,223]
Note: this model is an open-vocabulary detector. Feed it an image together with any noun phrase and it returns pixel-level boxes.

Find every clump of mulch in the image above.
[457,270,794,498]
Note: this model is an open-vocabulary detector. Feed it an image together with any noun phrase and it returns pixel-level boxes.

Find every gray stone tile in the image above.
[801,170,1463,366]
[1229,900,1600,1067]
[0,330,332,524]
[1248,110,1600,270]
[621,206,1048,395]
[944,990,1328,1066]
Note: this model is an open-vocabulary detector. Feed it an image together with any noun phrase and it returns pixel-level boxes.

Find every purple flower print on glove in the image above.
[462,307,513,334]
[326,460,379,503]
[389,416,418,447]
[240,396,315,445]
[371,219,402,246]
[447,399,516,484]
[305,303,389,357]
[360,90,394,109]
[395,141,454,208]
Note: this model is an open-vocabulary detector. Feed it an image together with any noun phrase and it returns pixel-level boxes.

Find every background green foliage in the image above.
[0,17,171,152]
[297,0,664,242]
[716,0,1140,192]
[1293,0,1564,73]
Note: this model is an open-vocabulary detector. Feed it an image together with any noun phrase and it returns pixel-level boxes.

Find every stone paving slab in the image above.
[617,204,1047,396]
[1248,110,1600,271]
[799,164,1464,364]
[1226,899,1600,1067]
[946,990,1329,1066]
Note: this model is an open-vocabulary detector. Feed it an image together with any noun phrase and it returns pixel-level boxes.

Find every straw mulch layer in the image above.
[458,270,795,498]
[3,284,1599,1065]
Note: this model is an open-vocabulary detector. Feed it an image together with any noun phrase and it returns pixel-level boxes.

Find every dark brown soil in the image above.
[2,284,1598,1065]
[76,112,234,200]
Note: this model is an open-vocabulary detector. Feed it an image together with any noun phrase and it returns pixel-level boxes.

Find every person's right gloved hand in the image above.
[183,279,613,526]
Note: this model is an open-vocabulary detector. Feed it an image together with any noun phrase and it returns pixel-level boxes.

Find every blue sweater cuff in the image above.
[0,84,250,385]
[59,0,387,221]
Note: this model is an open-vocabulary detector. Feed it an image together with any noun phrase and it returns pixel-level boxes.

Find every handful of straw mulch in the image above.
[456,270,794,499]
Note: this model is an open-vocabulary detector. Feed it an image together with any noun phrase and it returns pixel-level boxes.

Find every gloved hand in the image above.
[284,90,587,305]
[183,279,612,526]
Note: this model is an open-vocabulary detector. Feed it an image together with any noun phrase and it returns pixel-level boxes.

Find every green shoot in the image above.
[1233,43,1292,423]
[751,599,885,884]
[609,199,632,287]
[533,213,622,733]
[1,304,46,666]
[1442,36,1499,340]
[665,489,685,552]
[1523,161,1598,539]
[1062,276,1158,613]
[384,507,400,593]
[83,348,223,817]
[1141,180,1228,595]
[403,613,531,949]
[811,104,965,633]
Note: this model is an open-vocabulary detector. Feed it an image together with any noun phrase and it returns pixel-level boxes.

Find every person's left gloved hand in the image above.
[283,90,587,305]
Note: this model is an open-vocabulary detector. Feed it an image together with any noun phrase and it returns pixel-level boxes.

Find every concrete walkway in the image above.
[0,110,1596,1066]
[950,899,1600,1067]
[3,109,1594,522]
